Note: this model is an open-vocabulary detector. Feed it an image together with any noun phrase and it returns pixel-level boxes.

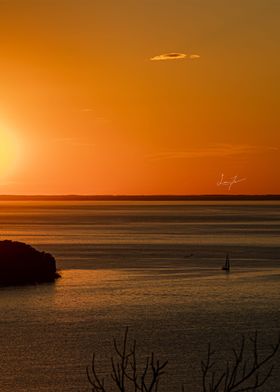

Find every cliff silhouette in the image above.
[0,240,60,285]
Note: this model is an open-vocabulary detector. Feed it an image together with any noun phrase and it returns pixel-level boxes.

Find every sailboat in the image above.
[222,253,230,271]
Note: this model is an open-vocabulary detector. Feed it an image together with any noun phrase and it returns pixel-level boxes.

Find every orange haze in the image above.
[0,1,279,195]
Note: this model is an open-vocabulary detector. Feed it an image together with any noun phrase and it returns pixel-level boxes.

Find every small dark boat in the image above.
[222,253,230,271]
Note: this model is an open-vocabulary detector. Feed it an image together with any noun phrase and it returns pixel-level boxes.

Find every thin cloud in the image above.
[150,53,187,61]
[150,53,200,61]
[0,180,19,186]
[148,144,278,161]
[52,137,95,147]
[189,54,200,59]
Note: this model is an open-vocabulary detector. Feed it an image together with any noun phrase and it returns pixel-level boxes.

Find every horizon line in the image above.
[0,194,279,200]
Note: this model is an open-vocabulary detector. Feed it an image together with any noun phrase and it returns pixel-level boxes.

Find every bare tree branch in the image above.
[201,332,280,392]
[87,328,167,392]
[86,329,279,392]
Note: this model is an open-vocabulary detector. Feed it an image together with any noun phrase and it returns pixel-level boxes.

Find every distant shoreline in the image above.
[0,195,280,201]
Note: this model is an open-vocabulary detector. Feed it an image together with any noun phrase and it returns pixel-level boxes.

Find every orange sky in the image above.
[0,0,279,194]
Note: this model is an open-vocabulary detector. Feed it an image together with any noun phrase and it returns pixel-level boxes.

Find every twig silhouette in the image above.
[87,327,168,392]
[201,331,280,392]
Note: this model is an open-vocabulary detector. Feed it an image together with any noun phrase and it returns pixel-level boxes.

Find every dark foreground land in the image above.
[0,240,60,285]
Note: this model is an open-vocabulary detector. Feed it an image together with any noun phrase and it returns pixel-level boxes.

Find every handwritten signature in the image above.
[217,173,246,191]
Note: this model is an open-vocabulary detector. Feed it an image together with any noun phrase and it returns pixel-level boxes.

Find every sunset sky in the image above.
[0,0,279,195]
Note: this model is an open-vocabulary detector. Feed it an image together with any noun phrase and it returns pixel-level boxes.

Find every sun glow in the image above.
[0,128,21,179]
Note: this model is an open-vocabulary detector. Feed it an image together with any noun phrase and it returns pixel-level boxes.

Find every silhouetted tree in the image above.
[87,330,280,392]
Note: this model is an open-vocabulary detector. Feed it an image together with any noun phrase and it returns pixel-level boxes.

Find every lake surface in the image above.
[0,201,280,391]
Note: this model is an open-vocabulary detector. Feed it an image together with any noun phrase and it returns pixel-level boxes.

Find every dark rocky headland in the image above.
[0,240,60,286]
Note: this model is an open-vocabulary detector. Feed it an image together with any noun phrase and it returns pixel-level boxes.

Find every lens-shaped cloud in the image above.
[150,53,187,61]
[150,53,200,61]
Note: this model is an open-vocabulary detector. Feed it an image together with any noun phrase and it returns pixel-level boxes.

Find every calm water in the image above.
[0,201,280,391]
